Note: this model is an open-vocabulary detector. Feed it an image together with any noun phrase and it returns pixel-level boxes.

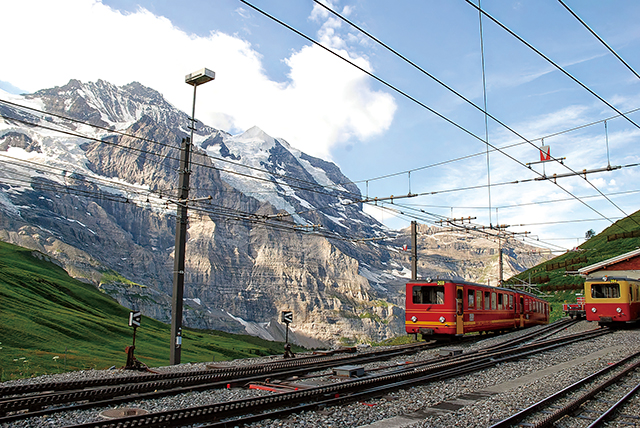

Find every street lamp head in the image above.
[185,68,215,86]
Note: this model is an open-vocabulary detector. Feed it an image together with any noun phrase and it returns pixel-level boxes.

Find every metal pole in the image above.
[411,220,418,280]
[170,136,191,365]
[498,237,503,286]
[171,69,213,365]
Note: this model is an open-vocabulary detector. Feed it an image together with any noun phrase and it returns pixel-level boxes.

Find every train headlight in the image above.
[616,307,622,313]
[591,307,597,313]
[439,316,446,323]
[411,316,418,323]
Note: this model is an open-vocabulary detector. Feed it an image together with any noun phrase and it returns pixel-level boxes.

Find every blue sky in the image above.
[1,0,640,252]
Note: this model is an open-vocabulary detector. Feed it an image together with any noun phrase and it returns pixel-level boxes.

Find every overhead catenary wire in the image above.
[0,149,396,244]
[345,104,640,187]
[557,0,640,80]
[0,168,379,244]
[477,0,493,226]
[0,61,633,236]
[400,188,640,211]
[465,0,640,132]
[291,0,630,231]
[4,86,638,248]
[0,108,365,205]
[3,3,636,249]
[464,0,640,229]
[0,98,364,201]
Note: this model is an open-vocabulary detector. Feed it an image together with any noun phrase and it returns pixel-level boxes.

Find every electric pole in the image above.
[170,136,191,365]
[411,220,417,280]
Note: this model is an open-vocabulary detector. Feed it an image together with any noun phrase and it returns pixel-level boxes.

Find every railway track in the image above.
[489,349,640,428]
[0,341,437,423]
[0,318,585,426]
[42,325,607,428]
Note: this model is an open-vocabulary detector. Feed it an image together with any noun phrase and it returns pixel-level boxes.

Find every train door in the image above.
[456,285,464,335]
[519,296,524,327]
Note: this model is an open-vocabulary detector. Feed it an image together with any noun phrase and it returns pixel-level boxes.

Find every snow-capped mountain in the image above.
[0,80,549,346]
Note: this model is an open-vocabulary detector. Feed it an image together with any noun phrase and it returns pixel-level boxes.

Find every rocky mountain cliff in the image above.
[0,80,550,347]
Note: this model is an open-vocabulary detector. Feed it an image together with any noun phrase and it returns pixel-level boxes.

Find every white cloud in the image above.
[0,0,396,159]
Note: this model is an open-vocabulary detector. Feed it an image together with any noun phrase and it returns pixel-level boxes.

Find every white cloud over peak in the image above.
[0,0,396,159]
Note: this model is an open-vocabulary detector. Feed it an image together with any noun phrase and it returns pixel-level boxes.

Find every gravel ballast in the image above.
[2,321,639,428]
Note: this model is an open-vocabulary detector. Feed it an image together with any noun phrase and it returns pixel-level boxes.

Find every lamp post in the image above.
[170,68,215,365]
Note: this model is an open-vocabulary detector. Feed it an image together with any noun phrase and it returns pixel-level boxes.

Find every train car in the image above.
[584,276,640,326]
[405,279,549,340]
[563,295,586,319]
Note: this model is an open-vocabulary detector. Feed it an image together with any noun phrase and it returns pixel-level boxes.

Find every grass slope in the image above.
[507,209,640,289]
[0,241,302,381]
[504,209,640,318]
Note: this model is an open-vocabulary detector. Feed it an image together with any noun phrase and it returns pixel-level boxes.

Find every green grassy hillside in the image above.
[0,241,302,381]
[505,208,640,296]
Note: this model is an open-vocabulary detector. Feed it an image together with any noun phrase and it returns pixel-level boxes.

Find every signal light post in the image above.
[170,68,215,366]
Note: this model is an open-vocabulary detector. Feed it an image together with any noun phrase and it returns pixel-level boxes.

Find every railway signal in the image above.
[281,311,293,324]
[281,311,295,358]
[125,311,146,370]
[128,311,142,328]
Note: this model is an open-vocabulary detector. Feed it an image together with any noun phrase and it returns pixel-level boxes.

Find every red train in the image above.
[405,279,549,340]
[563,295,586,319]
[584,276,640,326]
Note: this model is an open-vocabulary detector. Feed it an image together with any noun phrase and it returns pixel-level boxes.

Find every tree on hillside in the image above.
[585,229,596,240]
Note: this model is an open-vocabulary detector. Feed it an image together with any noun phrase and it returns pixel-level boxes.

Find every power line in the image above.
[465,0,640,132]
[399,188,640,211]
[289,0,629,230]
[0,108,364,206]
[0,98,362,200]
[345,104,640,187]
[0,151,395,244]
[558,0,640,80]
[465,0,640,229]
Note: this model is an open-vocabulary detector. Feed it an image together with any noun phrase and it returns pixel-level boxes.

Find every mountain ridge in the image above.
[0,79,550,346]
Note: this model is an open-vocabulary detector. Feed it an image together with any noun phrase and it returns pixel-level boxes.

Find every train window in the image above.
[412,286,445,304]
[468,290,475,308]
[477,290,482,309]
[491,292,497,310]
[509,295,514,309]
[484,291,490,310]
[498,293,503,310]
[590,283,620,299]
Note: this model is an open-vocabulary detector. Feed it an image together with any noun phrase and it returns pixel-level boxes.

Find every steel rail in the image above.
[0,342,435,422]
[586,380,640,427]
[489,350,640,428]
[59,328,608,428]
[0,342,429,397]
[0,320,578,424]
[196,327,609,428]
